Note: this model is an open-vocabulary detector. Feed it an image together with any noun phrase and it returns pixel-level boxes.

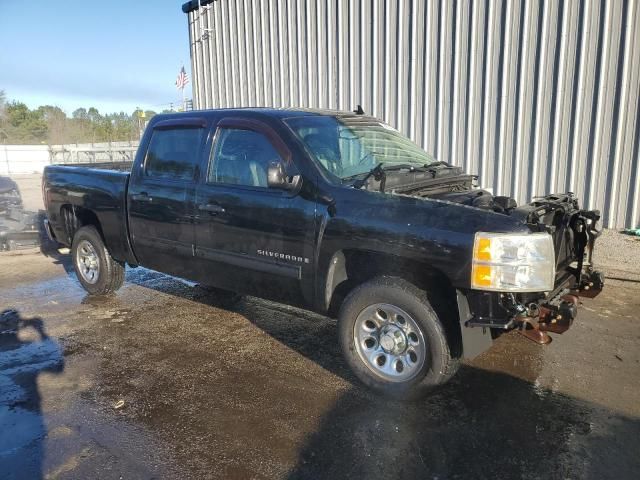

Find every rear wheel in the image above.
[72,226,125,295]
[338,276,459,399]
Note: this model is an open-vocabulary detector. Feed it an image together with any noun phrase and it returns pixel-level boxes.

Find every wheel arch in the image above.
[322,248,463,359]
[58,203,135,265]
[69,218,126,295]
[60,204,104,245]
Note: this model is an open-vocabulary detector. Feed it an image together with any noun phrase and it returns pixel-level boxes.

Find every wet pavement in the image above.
[1,250,639,479]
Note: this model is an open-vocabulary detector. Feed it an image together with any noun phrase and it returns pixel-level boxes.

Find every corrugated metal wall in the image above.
[186,0,640,229]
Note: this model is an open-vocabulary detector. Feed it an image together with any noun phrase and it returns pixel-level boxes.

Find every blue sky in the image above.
[0,0,191,115]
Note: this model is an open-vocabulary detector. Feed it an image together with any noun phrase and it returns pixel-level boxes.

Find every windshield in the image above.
[285,116,437,180]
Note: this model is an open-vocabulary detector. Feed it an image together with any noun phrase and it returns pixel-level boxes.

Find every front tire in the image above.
[71,226,125,295]
[338,276,459,399]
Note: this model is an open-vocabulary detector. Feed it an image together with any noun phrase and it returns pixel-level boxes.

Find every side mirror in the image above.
[267,162,300,191]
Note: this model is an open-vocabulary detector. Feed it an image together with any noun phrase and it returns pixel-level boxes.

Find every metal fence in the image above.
[1,142,138,175]
[185,0,640,229]
[49,141,138,164]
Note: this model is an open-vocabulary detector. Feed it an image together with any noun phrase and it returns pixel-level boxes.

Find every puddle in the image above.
[0,308,186,479]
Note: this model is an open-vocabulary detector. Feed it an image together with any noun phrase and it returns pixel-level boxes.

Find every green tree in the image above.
[87,107,101,123]
[72,107,88,120]
[5,102,48,143]
[108,112,137,142]
[0,95,148,143]
[38,105,68,144]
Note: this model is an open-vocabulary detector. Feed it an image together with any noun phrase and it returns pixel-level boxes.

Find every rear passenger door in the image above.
[128,118,207,278]
[192,117,316,305]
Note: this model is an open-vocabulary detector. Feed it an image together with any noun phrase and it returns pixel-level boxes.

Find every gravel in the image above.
[593,229,640,281]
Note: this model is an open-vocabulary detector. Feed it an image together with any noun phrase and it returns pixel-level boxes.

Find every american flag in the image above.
[175,66,189,90]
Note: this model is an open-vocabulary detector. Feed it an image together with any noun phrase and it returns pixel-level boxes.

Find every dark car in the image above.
[0,175,41,251]
[42,109,604,398]
[0,175,22,215]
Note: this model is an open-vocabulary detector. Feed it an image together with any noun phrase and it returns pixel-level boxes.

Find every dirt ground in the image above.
[1,174,639,479]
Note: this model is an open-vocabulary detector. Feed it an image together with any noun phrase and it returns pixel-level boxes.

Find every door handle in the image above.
[198,203,226,214]
[131,192,153,202]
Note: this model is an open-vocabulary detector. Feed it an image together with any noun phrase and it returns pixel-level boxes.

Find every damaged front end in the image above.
[385,171,603,349]
[462,192,604,346]
[510,193,604,343]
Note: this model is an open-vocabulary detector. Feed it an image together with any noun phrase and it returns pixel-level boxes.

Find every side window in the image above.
[208,128,283,187]
[145,127,205,180]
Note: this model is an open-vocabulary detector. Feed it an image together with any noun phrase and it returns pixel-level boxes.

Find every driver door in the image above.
[192,117,316,306]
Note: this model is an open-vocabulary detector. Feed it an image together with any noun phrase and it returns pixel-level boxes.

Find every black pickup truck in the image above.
[43,108,604,398]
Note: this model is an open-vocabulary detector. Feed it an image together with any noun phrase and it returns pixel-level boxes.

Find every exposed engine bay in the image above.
[372,168,604,345]
[390,172,518,213]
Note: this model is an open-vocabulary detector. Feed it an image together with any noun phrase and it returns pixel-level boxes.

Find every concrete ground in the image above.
[1,174,639,479]
[8,174,44,212]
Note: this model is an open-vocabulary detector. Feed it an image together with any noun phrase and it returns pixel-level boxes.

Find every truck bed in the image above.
[53,161,134,172]
[42,164,135,264]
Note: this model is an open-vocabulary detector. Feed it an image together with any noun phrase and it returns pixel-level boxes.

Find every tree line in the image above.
[0,90,170,145]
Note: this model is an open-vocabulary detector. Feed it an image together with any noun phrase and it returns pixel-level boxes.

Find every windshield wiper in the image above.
[427,160,449,168]
[427,160,457,170]
[357,151,384,165]
[424,160,463,178]
[350,162,385,189]
[350,163,419,191]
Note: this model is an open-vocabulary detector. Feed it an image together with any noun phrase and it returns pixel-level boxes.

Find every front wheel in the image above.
[338,276,459,399]
[71,226,125,295]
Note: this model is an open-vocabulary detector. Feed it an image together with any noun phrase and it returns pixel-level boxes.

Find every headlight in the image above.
[471,232,555,292]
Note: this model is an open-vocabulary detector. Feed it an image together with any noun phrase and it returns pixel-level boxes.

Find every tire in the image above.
[197,285,243,308]
[338,276,460,399]
[71,225,125,295]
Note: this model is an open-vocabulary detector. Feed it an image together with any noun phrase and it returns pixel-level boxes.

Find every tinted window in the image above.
[145,127,205,180]
[209,129,282,187]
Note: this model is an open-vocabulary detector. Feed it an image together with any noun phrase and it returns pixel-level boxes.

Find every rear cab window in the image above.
[144,126,205,180]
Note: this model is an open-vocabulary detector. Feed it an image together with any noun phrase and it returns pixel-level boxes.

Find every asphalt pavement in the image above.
[0,247,639,479]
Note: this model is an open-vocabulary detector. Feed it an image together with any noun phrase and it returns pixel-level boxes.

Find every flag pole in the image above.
[176,65,189,111]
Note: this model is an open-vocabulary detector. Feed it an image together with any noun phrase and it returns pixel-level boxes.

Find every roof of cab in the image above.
[150,107,369,123]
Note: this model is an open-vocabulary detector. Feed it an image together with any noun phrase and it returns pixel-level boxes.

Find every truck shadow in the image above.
[116,269,640,479]
[284,367,640,479]
[230,292,640,478]
[0,309,64,480]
